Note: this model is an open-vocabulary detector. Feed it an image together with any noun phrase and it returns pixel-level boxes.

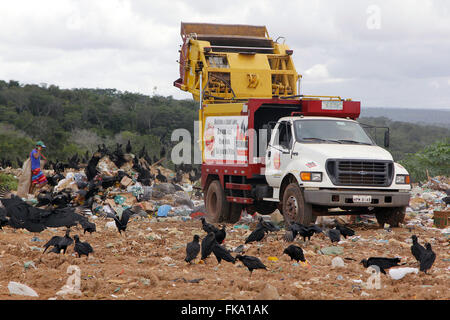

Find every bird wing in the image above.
[419,251,436,271]
[84,242,94,253]
[43,208,85,228]
[212,244,235,263]
[245,228,264,243]
[120,208,134,225]
[244,256,266,269]
[61,236,74,247]
[44,236,62,249]
[186,242,200,260]
[307,225,323,234]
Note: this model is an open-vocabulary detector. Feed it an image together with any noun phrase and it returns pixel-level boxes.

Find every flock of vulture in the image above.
[0,140,203,260]
[184,216,437,277]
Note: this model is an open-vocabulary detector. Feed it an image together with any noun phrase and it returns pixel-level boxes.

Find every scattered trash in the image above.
[318,246,344,255]
[24,261,37,270]
[157,205,172,217]
[268,256,278,262]
[105,221,117,230]
[255,284,280,300]
[8,281,39,297]
[331,257,345,268]
[233,224,250,230]
[389,268,419,280]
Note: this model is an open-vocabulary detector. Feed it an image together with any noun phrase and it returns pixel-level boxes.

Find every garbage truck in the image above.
[174,22,411,227]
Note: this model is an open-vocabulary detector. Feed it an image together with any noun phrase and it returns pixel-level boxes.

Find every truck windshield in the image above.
[293,119,374,145]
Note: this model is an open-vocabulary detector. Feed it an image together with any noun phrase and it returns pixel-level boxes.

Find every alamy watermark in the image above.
[366,4,381,30]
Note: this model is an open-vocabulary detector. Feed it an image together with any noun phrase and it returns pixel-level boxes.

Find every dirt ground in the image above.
[0,214,448,300]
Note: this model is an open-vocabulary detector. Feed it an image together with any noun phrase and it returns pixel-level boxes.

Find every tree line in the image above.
[0,80,448,182]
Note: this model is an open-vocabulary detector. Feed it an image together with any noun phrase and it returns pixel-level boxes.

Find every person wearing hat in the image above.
[30,141,48,193]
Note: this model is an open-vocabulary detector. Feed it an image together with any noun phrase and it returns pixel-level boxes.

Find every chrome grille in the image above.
[326,159,393,187]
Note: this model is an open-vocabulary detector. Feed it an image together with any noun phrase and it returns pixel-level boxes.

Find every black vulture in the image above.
[73,235,94,257]
[335,222,355,238]
[156,169,167,183]
[185,235,201,264]
[85,152,101,181]
[214,225,226,244]
[235,255,267,277]
[79,218,96,234]
[201,232,217,261]
[201,217,219,234]
[360,257,401,274]
[43,229,73,254]
[419,243,436,274]
[126,140,132,153]
[328,228,341,243]
[411,235,426,263]
[245,226,266,244]
[212,242,235,264]
[105,208,134,235]
[0,207,9,230]
[283,244,306,263]
[257,216,280,233]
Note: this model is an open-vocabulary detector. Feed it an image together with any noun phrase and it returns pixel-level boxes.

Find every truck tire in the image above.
[205,180,229,223]
[227,203,243,224]
[374,206,406,227]
[282,183,314,225]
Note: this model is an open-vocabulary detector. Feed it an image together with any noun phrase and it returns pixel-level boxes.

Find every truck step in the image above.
[225,183,252,191]
[226,196,254,204]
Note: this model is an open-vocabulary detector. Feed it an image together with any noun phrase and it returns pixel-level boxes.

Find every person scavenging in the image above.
[30,141,48,193]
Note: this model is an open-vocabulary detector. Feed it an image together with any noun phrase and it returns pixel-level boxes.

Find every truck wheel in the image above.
[227,203,243,224]
[205,180,229,223]
[282,183,314,225]
[374,207,406,227]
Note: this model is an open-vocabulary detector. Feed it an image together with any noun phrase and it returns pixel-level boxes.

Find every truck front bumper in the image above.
[303,189,411,207]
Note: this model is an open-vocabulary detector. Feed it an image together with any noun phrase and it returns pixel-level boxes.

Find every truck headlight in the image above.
[301,172,322,182]
[395,174,410,184]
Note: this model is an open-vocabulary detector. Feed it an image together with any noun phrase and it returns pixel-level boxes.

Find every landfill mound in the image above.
[0,156,449,299]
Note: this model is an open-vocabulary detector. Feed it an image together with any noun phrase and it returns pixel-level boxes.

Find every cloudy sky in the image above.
[0,0,449,109]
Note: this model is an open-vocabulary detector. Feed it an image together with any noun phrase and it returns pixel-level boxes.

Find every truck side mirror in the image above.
[384,131,390,148]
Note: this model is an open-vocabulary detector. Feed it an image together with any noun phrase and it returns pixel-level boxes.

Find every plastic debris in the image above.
[389,267,419,280]
[318,246,344,255]
[8,281,39,297]
[105,221,117,230]
[233,224,250,230]
[268,256,278,262]
[157,205,172,217]
[24,261,37,270]
[331,257,345,268]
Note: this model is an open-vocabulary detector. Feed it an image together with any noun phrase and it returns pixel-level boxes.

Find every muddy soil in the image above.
[0,216,448,300]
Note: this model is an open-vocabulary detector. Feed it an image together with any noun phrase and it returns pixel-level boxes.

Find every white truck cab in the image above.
[264,115,411,226]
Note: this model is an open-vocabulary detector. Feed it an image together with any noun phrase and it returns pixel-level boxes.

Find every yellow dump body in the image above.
[174,22,299,104]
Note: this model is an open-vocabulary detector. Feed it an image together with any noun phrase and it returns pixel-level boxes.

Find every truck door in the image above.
[265,120,294,188]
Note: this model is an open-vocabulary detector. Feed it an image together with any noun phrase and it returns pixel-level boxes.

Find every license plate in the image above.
[353,195,372,203]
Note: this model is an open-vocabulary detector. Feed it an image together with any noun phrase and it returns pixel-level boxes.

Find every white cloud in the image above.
[0,0,449,107]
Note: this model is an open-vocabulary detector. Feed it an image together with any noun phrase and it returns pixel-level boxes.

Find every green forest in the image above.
[0,80,449,182]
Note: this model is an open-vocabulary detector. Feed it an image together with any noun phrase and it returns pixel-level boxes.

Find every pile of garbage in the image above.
[8,148,205,223]
[406,176,449,230]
